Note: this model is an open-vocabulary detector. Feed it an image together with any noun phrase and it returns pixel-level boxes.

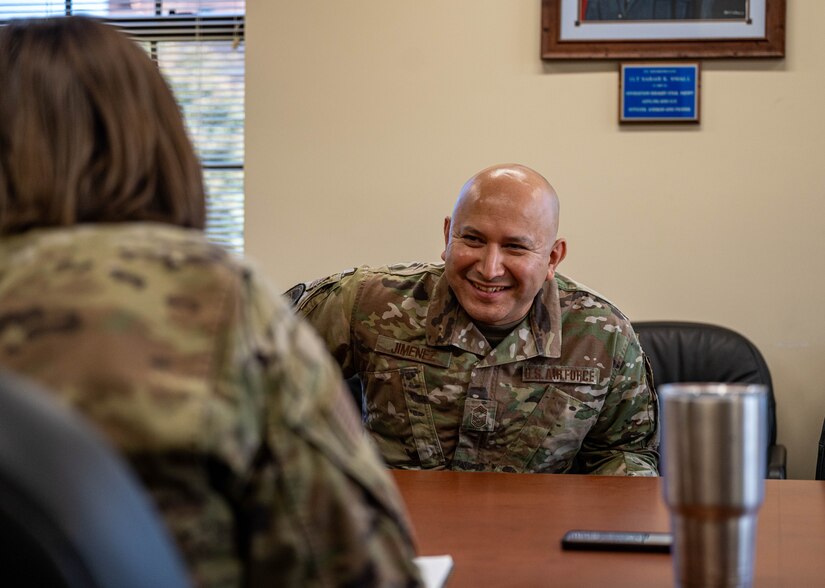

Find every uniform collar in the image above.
[426,270,562,360]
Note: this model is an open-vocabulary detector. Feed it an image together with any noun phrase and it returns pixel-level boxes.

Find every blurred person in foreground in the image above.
[0,16,421,587]
[289,163,658,476]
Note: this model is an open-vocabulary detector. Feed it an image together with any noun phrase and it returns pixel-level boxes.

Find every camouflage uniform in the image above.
[0,224,423,588]
[289,263,658,476]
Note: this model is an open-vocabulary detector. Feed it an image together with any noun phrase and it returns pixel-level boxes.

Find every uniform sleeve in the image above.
[572,329,660,476]
[284,269,362,379]
[238,272,423,587]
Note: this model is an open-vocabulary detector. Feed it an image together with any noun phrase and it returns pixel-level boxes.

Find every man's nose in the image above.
[477,246,505,280]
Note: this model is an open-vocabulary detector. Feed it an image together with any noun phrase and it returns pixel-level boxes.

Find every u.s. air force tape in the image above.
[522,365,600,385]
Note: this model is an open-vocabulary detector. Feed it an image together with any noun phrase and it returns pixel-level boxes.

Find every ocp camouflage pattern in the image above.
[0,224,422,588]
[290,263,658,476]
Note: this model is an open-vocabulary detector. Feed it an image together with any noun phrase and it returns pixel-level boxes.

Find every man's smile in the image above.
[468,280,510,294]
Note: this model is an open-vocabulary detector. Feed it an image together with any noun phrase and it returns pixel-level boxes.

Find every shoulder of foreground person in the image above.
[225,261,426,587]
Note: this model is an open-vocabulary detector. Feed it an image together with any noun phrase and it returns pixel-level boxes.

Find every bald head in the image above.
[453,164,561,241]
[441,163,567,326]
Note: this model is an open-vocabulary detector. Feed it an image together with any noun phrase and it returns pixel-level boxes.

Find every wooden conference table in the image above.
[391,470,825,587]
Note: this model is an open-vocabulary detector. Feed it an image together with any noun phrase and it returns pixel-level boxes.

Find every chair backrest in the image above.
[633,321,777,449]
[0,371,190,588]
[817,417,825,481]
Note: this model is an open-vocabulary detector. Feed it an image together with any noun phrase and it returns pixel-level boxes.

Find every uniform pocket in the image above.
[506,386,601,473]
[363,366,445,468]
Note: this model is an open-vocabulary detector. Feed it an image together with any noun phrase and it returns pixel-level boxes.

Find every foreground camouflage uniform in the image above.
[289,263,658,476]
[0,224,422,588]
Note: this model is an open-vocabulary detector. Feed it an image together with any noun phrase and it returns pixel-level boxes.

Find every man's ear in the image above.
[546,238,567,280]
[441,216,451,261]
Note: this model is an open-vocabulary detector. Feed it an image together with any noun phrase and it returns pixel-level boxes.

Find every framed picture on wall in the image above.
[541,0,786,60]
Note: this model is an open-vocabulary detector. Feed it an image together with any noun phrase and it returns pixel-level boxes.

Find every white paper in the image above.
[413,554,454,588]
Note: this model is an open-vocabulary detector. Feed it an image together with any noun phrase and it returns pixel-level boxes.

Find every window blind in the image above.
[0,1,246,253]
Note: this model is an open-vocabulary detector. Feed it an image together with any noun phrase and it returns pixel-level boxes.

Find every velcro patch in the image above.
[523,365,600,385]
[375,335,451,368]
[461,398,497,432]
[283,283,305,306]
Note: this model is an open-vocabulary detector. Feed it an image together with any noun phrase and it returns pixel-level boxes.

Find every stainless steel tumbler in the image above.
[660,383,767,588]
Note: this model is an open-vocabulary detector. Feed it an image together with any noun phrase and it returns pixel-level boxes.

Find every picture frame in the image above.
[541,0,786,60]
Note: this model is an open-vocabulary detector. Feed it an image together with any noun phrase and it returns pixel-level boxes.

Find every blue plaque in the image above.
[620,63,700,123]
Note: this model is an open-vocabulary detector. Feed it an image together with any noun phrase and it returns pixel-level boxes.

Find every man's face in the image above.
[441,182,565,326]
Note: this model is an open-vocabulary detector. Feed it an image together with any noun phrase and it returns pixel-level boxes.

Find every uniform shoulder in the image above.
[375,261,444,277]
[554,272,632,324]
[2,223,245,276]
[285,262,442,308]
[113,223,251,287]
[6,224,252,313]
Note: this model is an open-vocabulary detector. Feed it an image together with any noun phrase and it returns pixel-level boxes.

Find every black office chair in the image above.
[634,321,787,479]
[0,371,191,588]
[816,417,825,481]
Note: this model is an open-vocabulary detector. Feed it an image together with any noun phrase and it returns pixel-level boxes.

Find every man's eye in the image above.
[463,235,482,243]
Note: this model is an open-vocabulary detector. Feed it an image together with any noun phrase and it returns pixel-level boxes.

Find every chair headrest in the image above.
[633,321,776,446]
[0,371,190,588]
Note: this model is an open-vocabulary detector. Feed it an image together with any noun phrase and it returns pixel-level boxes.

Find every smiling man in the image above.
[287,164,658,475]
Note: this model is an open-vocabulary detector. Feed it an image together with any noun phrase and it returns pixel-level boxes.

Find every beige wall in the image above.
[246,1,825,479]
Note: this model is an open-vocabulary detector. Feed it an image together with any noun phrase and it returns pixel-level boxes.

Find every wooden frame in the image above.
[541,0,786,60]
